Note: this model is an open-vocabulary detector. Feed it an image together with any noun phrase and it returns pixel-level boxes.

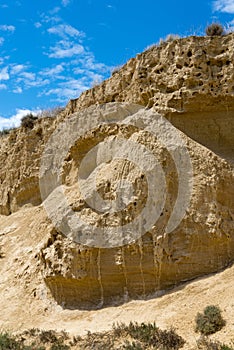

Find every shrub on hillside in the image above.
[21,113,38,129]
[0,127,15,137]
[114,322,185,349]
[205,23,225,36]
[195,305,226,335]
[0,331,45,349]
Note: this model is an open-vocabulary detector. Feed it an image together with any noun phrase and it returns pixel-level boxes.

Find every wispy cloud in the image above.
[41,78,89,101]
[39,13,61,24]
[48,40,85,58]
[0,24,15,32]
[12,87,23,94]
[10,64,27,75]
[226,18,234,31]
[34,22,42,28]
[0,109,39,130]
[48,24,84,38]
[50,7,61,14]
[0,67,9,80]
[0,83,7,90]
[16,73,49,88]
[46,23,85,58]
[213,0,234,13]
[61,0,71,7]
[40,64,64,76]
[0,37,4,45]
[0,12,111,114]
[40,53,111,103]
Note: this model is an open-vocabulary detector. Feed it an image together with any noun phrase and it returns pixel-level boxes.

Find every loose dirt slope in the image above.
[0,206,233,348]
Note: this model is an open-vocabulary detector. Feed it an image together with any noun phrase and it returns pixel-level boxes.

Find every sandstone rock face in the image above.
[0,117,55,215]
[38,104,234,309]
[65,33,234,163]
[0,34,234,309]
[65,34,234,116]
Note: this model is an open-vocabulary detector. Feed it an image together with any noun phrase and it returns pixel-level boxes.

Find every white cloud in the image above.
[19,71,35,80]
[213,0,234,13]
[62,0,71,7]
[226,19,234,31]
[40,13,61,24]
[0,109,39,130]
[48,24,84,38]
[34,22,42,28]
[0,37,4,45]
[73,55,112,74]
[9,65,51,90]
[40,64,64,76]
[42,78,89,101]
[50,7,61,14]
[48,40,85,58]
[0,67,9,80]
[0,16,111,110]
[0,83,7,90]
[10,64,27,75]
[16,75,49,88]
[13,87,23,94]
[0,24,15,32]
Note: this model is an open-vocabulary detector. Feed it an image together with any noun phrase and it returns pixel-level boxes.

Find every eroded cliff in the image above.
[0,33,234,310]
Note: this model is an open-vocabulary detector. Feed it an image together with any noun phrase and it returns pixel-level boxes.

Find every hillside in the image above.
[0,33,234,348]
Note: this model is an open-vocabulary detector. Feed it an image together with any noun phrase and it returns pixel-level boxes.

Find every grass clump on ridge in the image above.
[205,23,225,36]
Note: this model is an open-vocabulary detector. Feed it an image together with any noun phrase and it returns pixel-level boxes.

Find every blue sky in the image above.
[0,0,234,130]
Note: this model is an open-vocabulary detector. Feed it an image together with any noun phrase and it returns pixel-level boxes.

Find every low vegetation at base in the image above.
[112,322,185,349]
[0,330,69,350]
[195,305,226,335]
[0,324,184,350]
[0,315,233,350]
[197,336,234,350]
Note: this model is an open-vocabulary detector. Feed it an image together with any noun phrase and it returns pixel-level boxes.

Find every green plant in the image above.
[39,330,58,344]
[197,336,234,350]
[0,332,21,350]
[123,341,144,349]
[0,332,45,350]
[21,113,38,129]
[50,343,70,350]
[205,23,225,36]
[113,322,185,349]
[195,305,226,335]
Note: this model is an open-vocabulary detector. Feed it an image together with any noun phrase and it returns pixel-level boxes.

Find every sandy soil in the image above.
[0,206,233,349]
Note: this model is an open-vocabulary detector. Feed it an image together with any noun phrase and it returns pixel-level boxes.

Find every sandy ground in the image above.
[0,206,233,349]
